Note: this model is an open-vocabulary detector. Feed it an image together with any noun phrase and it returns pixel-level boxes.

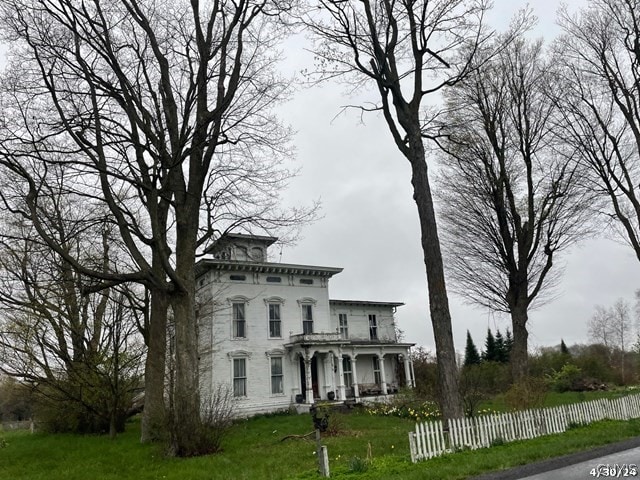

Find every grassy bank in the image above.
[1,408,640,480]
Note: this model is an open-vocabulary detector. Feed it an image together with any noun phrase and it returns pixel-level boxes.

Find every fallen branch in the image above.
[280,431,315,442]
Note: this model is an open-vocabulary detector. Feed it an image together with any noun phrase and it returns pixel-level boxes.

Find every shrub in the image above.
[459,362,510,417]
[34,379,129,435]
[184,384,235,455]
[348,456,369,473]
[547,364,584,392]
[410,348,439,401]
[504,377,547,410]
[0,377,33,422]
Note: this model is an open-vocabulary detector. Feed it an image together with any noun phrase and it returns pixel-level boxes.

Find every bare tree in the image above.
[0,216,145,438]
[436,36,591,379]
[588,305,615,351]
[612,299,632,382]
[588,299,632,382]
[302,0,499,421]
[553,0,640,259]
[0,0,309,455]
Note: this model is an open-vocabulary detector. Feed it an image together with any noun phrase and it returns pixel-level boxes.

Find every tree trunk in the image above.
[140,289,168,443]
[168,222,203,456]
[408,135,463,421]
[510,302,529,381]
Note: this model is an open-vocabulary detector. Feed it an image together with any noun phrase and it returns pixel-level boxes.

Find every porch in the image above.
[284,337,415,406]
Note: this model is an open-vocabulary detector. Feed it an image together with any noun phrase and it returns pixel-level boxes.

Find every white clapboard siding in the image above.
[409,393,640,463]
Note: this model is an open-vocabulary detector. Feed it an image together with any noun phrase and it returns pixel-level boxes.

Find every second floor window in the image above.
[269,303,281,338]
[368,314,378,340]
[302,304,313,334]
[338,313,348,338]
[232,303,246,338]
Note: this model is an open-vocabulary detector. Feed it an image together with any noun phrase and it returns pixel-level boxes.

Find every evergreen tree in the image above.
[495,329,507,363]
[464,330,481,366]
[504,329,513,362]
[560,339,571,357]
[482,328,498,362]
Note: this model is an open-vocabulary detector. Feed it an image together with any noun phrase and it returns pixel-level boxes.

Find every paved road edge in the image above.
[469,436,640,480]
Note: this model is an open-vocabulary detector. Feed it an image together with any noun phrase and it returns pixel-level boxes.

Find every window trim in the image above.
[373,357,381,385]
[338,312,349,339]
[231,302,246,339]
[233,358,247,397]
[227,296,250,340]
[227,350,251,399]
[368,314,378,340]
[342,356,353,388]
[297,298,317,335]
[264,297,285,339]
[270,356,284,395]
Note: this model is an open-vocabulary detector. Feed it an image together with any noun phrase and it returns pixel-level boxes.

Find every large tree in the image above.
[0,214,145,438]
[0,0,306,454]
[554,0,640,260]
[304,0,497,421]
[437,36,590,379]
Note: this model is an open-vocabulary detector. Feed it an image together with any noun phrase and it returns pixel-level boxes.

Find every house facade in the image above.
[195,233,415,416]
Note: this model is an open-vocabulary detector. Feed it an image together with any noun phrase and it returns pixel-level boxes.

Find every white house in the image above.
[195,233,416,416]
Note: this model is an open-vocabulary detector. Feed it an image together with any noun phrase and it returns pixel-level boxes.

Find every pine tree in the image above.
[495,329,507,363]
[464,330,481,366]
[504,329,513,362]
[560,339,571,357]
[482,328,498,362]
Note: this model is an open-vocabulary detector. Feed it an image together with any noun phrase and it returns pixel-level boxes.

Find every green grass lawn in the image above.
[478,387,637,413]
[1,403,640,479]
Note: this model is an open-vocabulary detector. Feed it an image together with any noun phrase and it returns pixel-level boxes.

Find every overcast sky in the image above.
[276,0,640,354]
[0,1,636,355]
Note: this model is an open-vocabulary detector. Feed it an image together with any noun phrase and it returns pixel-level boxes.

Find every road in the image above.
[471,437,640,480]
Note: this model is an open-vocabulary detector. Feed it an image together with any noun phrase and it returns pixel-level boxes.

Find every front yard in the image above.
[2,398,640,480]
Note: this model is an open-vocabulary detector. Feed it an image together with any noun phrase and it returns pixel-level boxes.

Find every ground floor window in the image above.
[271,357,283,394]
[233,358,247,397]
[373,357,381,385]
[343,357,353,387]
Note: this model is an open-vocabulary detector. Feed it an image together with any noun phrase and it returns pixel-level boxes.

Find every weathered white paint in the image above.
[195,233,415,416]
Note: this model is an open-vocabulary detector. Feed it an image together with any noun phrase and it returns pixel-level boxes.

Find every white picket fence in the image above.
[409,393,640,463]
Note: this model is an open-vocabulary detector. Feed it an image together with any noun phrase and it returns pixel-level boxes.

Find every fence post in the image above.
[409,431,418,463]
[315,429,330,477]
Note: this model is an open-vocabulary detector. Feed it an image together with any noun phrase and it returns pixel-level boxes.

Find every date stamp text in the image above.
[590,464,638,477]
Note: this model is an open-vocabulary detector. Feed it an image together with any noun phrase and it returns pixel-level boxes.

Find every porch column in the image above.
[378,354,388,395]
[403,355,413,388]
[336,350,346,400]
[323,353,333,399]
[409,357,416,388]
[351,355,360,400]
[304,351,314,405]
